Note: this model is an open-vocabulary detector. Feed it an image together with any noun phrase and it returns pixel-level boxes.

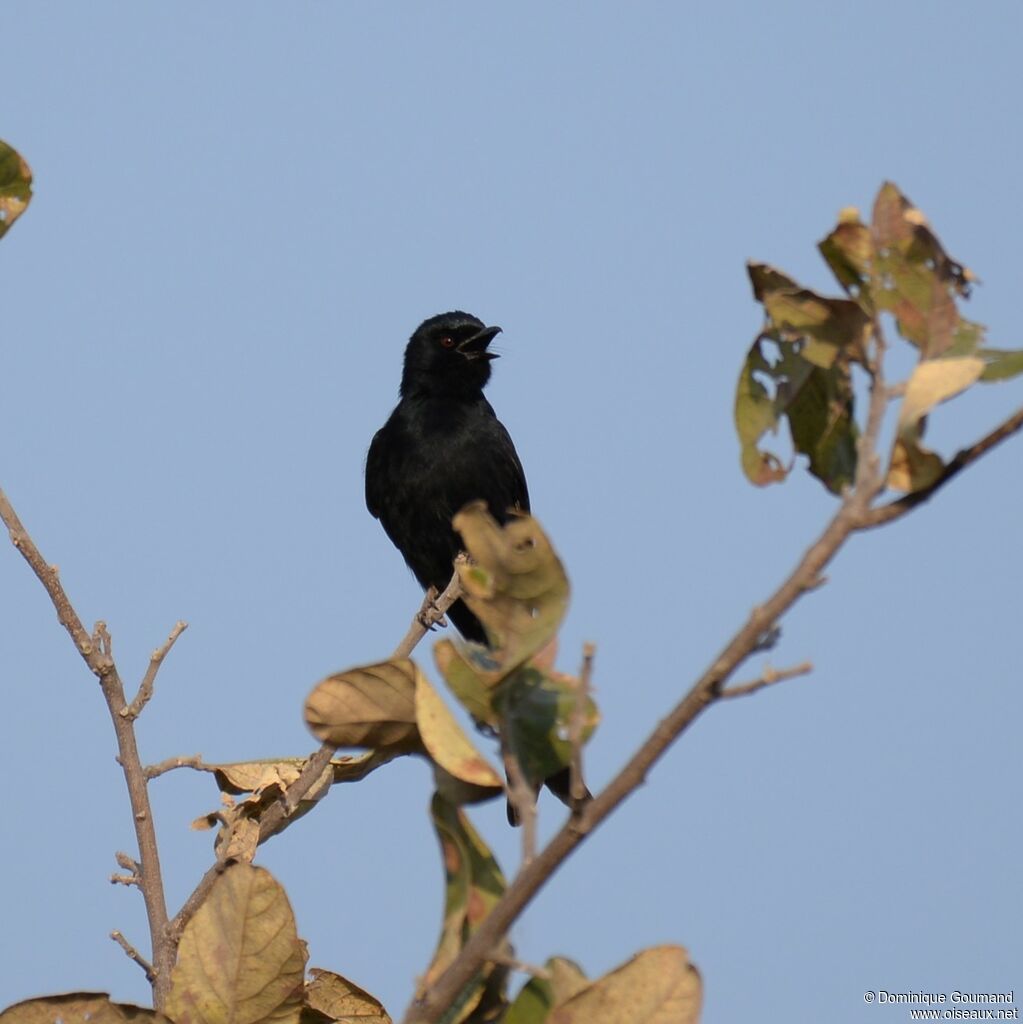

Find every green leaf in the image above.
[433,638,501,728]
[0,140,32,240]
[748,261,870,358]
[166,864,306,1024]
[505,958,589,1024]
[422,796,507,1023]
[452,504,570,678]
[735,342,789,486]
[496,665,599,790]
[549,946,702,1024]
[504,978,552,1024]
[979,347,1023,382]
[735,333,858,495]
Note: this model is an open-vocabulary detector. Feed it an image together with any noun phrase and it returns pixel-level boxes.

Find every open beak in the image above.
[458,324,502,361]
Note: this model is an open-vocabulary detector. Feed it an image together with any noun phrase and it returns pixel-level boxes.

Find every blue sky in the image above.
[1,4,1020,1022]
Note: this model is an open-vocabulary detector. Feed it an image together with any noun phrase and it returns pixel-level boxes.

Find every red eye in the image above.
[439,336,455,348]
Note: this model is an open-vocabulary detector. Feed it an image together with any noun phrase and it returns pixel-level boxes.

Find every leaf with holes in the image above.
[735,330,858,494]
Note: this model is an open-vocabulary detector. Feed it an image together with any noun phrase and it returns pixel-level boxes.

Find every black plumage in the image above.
[366,311,584,822]
[365,311,529,643]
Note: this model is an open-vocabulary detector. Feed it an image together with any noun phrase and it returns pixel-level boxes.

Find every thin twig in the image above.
[167,566,466,947]
[145,754,206,780]
[489,951,551,980]
[123,621,188,721]
[394,562,465,659]
[501,736,537,865]
[110,930,155,983]
[568,643,595,805]
[0,486,174,1007]
[720,660,814,699]
[115,851,141,874]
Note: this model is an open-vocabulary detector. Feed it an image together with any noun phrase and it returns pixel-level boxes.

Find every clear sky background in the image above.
[2,5,1020,1022]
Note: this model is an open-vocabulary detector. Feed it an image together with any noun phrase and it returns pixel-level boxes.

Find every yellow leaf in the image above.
[415,671,502,790]
[549,946,701,1024]
[888,356,984,492]
[167,864,306,1024]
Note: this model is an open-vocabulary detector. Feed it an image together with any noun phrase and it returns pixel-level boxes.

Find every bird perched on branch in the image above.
[365,311,580,821]
[365,311,528,644]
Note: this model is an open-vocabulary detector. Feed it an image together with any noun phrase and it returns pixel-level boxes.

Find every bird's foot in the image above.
[416,586,449,631]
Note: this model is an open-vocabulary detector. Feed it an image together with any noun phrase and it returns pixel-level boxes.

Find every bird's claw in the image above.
[417,587,449,632]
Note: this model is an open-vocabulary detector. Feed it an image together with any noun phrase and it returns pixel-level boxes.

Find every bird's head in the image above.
[400,311,503,398]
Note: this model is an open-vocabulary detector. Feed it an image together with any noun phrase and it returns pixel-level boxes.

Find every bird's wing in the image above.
[364,425,388,520]
[488,419,530,516]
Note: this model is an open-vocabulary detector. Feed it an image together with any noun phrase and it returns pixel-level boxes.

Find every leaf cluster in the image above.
[736,183,1023,494]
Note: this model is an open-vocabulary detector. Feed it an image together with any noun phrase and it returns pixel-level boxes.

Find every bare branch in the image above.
[110,931,155,983]
[720,660,814,699]
[0,486,174,1006]
[123,621,188,721]
[167,568,465,947]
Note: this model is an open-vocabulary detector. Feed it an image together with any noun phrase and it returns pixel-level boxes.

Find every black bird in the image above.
[366,311,582,821]
[365,310,528,644]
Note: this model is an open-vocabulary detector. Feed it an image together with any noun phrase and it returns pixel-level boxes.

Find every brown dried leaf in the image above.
[305,660,420,751]
[167,864,306,1024]
[0,994,165,1024]
[209,760,306,795]
[304,969,391,1024]
[549,946,702,1024]
[871,182,976,357]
